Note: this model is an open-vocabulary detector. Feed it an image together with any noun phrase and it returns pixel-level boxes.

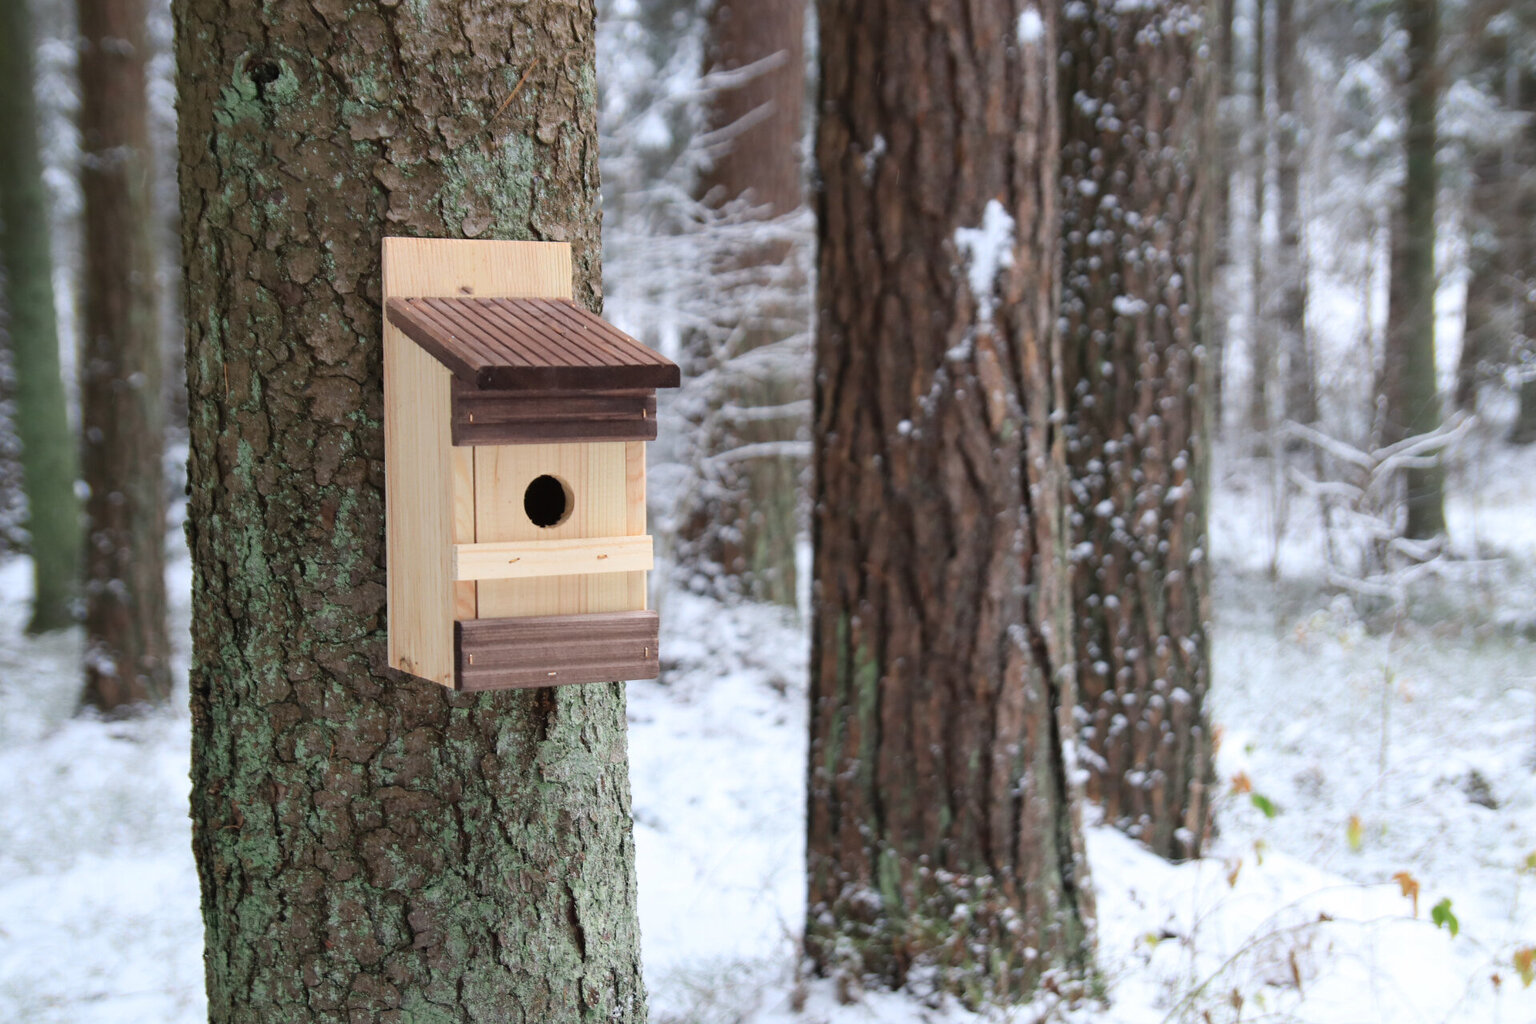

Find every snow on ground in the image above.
[1,439,1534,1024]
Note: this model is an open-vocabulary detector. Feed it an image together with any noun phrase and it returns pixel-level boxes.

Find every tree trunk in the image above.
[1512,377,1536,444]
[1059,0,1216,862]
[0,0,79,634]
[807,0,1093,1002]
[77,0,171,712]
[175,3,646,1021]
[1275,0,1316,427]
[1211,0,1237,429]
[674,0,808,609]
[1382,0,1445,538]
[1455,145,1502,413]
[1247,0,1272,437]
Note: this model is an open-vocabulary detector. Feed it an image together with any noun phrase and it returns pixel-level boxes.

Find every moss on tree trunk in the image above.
[175,1,645,1019]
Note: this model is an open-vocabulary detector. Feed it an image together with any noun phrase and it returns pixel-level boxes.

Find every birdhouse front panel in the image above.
[383,237,679,692]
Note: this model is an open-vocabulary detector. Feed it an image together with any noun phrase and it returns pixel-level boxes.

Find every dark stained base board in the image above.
[454,610,660,691]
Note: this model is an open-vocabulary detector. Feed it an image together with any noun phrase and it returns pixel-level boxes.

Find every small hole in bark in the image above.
[247,58,280,95]
[524,475,573,528]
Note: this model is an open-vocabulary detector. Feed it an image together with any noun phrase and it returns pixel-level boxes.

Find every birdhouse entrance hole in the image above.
[525,474,573,528]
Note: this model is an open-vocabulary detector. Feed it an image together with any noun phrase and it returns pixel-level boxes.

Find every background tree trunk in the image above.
[807,0,1093,1001]
[673,0,808,609]
[1275,0,1317,427]
[1247,0,1272,437]
[1059,0,1216,862]
[77,0,170,712]
[175,2,646,1020]
[1455,143,1503,413]
[1382,0,1445,537]
[1211,0,1237,428]
[0,0,79,634]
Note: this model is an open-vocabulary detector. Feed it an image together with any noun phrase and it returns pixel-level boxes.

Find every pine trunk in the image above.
[674,0,808,608]
[1275,0,1316,427]
[0,0,79,633]
[1382,0,1444,537]
[175,2,646,1020]
[1247,0,1271,437]
[807,0,1093,1001]
[77,0,171,712]
[1455,145,1501,413]
[1211,0,1237,428]
[1059,0,1216,861]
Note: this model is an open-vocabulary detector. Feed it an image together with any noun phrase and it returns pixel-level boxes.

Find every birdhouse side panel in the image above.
[384,329,457,686]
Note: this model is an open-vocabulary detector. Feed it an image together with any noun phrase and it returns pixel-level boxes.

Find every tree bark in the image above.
[1059,0,1216,861]
[0,0,80,633]
[1381,0,1445,537]
[807,0,1093,1001]
[674,0,808,609]
[1246,0,1272,437]
[1275,0,1316,427]
[175,3,646,1021]
[77,0,171,712]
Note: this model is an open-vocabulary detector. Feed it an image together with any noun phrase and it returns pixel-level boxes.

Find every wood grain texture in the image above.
[384,305,456,685]
[386,297,680,390]
[456,610,659,691]
[454,535,653,581]
[385,239,574,682]
[474,442,646,617]
[452,447,477,619]
[624,442,646,538]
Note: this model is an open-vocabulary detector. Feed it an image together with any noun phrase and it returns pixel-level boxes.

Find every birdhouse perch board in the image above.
[383,237,680,692]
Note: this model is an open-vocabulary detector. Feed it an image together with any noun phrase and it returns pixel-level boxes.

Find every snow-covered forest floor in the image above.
[0,432,1532,1024]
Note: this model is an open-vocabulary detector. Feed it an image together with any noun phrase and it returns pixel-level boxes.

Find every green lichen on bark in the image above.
[174,1,642,1020]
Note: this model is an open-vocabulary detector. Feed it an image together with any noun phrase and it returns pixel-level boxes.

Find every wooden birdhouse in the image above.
[383,238,680,691]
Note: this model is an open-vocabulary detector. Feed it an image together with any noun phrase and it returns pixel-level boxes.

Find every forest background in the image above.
[0,0,1533,1021]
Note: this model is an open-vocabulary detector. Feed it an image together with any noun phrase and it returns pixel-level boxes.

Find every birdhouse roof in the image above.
[386,297,680,391]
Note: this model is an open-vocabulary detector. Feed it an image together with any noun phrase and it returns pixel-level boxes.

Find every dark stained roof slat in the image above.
[531,299,649,366]
[551,299,674,366]
[436,298,569,372]
[386,299,487,380]
[402,300,504,370]
[482,298,604,368]
[420,298,535,369]
[388,296,681,391]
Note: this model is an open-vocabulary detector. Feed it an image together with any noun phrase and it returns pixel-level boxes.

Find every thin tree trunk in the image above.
[1211,0,1237,429]
[175,3,646,1020]
[1275,0,1316,426]
[77,0,170,712]
[807,0,1093,1001]
[1247,0,1272,437]
[0,0,79,633]
[1059,0,1216,861]
[674,0,808,608]
[1382,0,1445,538]
[1512,377,1536,444]
[1456,149,1501,413]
